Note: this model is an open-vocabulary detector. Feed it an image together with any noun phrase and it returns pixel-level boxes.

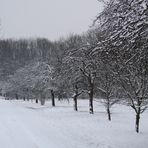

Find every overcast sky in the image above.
[0,0,103,40]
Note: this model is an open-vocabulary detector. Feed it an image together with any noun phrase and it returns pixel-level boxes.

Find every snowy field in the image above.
[0,96,148,148]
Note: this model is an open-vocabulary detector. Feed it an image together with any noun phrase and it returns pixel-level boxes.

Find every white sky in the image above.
[0,0,103,40]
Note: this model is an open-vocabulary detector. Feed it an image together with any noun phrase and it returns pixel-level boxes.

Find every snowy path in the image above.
[0,98,95,148]
[0,97,148,148]
[0,100,54,148]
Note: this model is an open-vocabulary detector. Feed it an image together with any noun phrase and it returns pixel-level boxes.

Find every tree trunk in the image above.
[35,99,38,103]
[40,98,45,105]
[73,95,78,111]
[107,95,111,121]
[40,93,45,105]
[88,75,94,114]
[135,112,140,133]
[89,91,94,114]
[89,83,94,114]
[51,90,55,107]
[73,85,79,111]
[107,107,111,121]
[89,97,93,114]
[27,97,29,101]
[15,94,19,100]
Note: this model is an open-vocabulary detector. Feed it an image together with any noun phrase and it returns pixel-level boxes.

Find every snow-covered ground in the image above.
[0,96,148,148]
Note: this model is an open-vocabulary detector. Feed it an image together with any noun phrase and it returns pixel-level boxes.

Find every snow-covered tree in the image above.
[65,32,99,114]
[5,61,54,105]
[97,63,120,121]
[94,0,148,132]
[63,54,84,111]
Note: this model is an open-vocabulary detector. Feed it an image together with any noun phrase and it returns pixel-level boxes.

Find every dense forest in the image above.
[0,0,148,133]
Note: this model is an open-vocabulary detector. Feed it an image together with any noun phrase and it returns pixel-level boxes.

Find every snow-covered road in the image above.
[0,97,148,148]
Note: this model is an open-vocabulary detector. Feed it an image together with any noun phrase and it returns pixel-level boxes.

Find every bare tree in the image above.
[94,0,148,132]
[97,67,119,121]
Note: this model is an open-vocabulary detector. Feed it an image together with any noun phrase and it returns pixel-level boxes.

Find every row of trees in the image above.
[94,0,148,133]
[0,0,148,133]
